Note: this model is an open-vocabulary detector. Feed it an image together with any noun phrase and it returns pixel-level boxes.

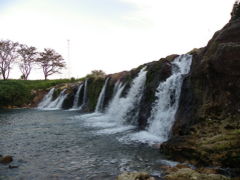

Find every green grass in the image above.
[0,79,81,107]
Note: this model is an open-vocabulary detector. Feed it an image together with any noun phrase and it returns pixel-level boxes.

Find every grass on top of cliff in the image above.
[0,79,79,108]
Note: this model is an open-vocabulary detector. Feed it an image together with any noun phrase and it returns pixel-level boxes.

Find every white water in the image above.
[77,67,147,134]
[38,89,68,110]
[106,67,147,124]
[105,82,125,117]
[71,84,83,110]
[37,88,55,109]
[112,80,121,95]
[147,54,192,141]
[81,80,88,108]
[121,54,192,144]
[95,78,109,112]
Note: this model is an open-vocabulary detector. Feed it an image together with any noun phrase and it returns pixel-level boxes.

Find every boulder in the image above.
[116,172,155,180]
[0,156,13,164]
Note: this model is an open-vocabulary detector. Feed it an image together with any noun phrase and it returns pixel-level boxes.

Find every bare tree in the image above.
[0,40,19,80]
[37,48,65,80]
[18,45,37,80]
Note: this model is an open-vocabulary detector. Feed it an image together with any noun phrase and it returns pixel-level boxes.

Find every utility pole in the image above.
[67,39,71,78]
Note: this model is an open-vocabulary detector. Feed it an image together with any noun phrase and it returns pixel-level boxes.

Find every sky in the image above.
[0,0,236,79]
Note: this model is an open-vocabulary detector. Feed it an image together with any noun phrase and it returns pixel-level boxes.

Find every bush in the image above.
[0,79,79,107]
[86,70,106,79]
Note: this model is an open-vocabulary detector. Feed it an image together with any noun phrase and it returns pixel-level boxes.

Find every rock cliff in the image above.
[161,3,240,176]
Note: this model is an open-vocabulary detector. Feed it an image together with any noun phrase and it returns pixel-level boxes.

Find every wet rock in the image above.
[164,168,231,180]
[116,172,155,180]
[0,156,13,164]
[8,165,18,169]
[196,167,218,175]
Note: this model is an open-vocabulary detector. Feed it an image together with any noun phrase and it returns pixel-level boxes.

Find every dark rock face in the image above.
[62,90,74,109]
[83,77,105,112]
[162,14,240,173]
[174,18,240,134]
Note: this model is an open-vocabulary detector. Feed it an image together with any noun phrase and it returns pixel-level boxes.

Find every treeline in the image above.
[0,40,65,80]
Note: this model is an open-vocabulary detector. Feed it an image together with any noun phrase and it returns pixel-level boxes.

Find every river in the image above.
[0,109,175,180]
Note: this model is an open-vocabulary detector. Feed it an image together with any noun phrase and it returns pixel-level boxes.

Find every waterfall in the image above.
[112,80,121,95]
[147,54,192,142]
[115,67,147,124]
[92,67,147,124]
[118,54,192,144]
[95,78,109,112]
[78,67,147,135]
[47,89,68,109]
[38,89,68,110]
[82,79,88,107]
[105,82,125,117]
[72,84,83,109]
[38,88,55,108]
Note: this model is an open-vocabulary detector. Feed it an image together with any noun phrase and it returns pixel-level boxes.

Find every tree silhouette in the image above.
[37,48,65,80]
[0,40,19,80]
[18,45,37,80]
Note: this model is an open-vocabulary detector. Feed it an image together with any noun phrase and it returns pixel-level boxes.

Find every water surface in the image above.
[0,109,170,180]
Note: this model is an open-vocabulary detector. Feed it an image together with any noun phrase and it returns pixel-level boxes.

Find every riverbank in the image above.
[0,79,81,108]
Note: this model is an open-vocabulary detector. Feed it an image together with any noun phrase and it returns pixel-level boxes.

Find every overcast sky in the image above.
[0,0,236,79]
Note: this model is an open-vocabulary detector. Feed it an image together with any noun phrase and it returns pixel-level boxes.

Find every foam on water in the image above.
[96,125,134,135]
[118,131,162,145]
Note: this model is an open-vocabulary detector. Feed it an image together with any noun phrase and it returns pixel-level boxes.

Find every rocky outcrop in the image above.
[161,4,240,176]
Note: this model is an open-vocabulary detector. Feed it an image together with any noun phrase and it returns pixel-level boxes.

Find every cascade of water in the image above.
[95,78,110,112]
[82,79,88,106]
[47,89,68,109]
[79,68,147,135]
[38,88,55,108]
[105,67,147,124]
[72,84,83,109]
[112,80,121,96]
[147,54,192,142]
[105,82,125,116]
